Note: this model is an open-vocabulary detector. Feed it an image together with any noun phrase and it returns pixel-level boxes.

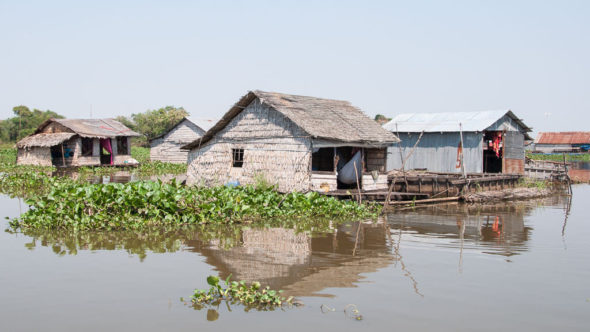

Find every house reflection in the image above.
[187,222,395,297]
[386,196,568,257]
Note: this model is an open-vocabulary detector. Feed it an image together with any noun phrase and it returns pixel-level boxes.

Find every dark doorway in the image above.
[312,148,334,171]
[483,131,502,173]
[100,138,113,165]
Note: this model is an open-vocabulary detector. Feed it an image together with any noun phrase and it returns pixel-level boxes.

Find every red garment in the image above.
[492,134,502,158]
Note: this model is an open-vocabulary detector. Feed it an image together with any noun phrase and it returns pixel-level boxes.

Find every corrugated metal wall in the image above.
[386,132,483,173]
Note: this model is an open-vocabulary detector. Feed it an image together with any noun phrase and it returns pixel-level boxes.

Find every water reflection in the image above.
[386,195,569,258]
[4,193,571,300]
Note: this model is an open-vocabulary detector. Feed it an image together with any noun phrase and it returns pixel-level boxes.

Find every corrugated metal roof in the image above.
[383,110,530,133]
[535,132,590,145]
[187,117,217,132]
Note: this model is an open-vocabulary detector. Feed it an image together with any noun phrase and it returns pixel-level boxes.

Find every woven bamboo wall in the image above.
[151,120,204,163]
[187,99,312,192]
[16,147,52,166]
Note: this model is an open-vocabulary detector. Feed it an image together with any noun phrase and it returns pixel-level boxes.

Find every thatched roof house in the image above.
[183,90,399,192]
[16,118,140,167]
[149,117,217,164]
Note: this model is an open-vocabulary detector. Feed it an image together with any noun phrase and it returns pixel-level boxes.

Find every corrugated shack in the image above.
[533,132,590,153]
[149,117,217,163]
[384,110,532,174]
[182,90,399,192]
[16,118,140,167]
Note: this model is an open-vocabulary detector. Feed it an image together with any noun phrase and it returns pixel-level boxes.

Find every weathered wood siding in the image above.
[362,173,388,191]
[151,120,204,164]
[311,172,338,192]
[187,99,312,192]
[365,148,387,172]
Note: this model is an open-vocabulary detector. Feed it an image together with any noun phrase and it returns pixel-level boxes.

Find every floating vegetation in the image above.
[4,172,379,231]
[526,152,590,162]
[320,304,363,321]
[184,275,294,310]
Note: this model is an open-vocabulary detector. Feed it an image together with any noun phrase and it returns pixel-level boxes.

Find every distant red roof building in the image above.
[535,132,590,145]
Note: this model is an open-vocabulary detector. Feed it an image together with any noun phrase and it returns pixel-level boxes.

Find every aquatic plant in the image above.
[526,152,590,162]
[185,275,293,309]
[5,172,379,230]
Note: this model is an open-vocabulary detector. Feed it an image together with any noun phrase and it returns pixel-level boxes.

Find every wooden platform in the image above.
[323,189,430,201]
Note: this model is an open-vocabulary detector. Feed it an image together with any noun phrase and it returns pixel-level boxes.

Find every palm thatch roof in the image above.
[16,133,77,149]
[183,90,399,150]
[34,118,140,138]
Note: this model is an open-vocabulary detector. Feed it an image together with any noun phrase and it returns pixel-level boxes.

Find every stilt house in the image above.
[384,110,532,174]
[16,118,140,167]
[182,90,399,192]
[149,117,217,163]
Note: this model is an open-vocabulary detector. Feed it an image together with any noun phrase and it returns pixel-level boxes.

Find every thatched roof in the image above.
[34,118,140,138]
[16,133,76,149]
[183,90,399,150]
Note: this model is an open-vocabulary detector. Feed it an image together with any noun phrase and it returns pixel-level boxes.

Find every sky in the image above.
[0,0,588,134]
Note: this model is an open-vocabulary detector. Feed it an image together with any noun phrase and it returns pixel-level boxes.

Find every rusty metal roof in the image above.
[535,132,590,145]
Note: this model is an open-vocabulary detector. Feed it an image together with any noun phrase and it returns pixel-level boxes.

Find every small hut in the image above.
[383,110,532,174]
[182,90,399,192]
[16,118,140,167]
[149,117,217,164]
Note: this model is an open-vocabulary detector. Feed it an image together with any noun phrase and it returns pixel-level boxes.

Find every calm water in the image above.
[0,187,589,331]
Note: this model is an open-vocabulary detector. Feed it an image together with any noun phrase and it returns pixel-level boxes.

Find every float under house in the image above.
[149,117,217,164]
[383,110,532,174]
[16,118,140,167]
[182,90,400,193]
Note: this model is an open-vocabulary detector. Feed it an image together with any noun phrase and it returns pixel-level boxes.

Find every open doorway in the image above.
[483,131,502,173]
[336,147,362,189]
[100,138,113,165]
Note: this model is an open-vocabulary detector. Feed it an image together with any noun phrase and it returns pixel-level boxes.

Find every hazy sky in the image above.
[1,0,588,134]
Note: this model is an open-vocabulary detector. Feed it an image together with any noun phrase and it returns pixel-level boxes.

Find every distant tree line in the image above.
[0,106,64,143]
[1,105,188,147]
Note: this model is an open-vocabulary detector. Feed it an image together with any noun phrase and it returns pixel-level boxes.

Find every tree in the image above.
[0,106,64,143]
[119,106,189,141]
[374,114,392,125]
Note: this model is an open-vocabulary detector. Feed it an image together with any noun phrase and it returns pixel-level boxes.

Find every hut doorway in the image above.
[336,147,362,189]
[50,145,65,167]
[483,131,503,173]
[100,138,113,165]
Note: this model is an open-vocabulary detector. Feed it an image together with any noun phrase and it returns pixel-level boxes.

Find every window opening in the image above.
[81,138,93,156]
[232,148,244,168]
[117,137,129,155]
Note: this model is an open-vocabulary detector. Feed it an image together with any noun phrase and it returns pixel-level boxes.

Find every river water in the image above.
[0,186,588,331]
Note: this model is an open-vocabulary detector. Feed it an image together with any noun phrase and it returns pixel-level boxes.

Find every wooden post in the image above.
[459,123,466,179]
[60,143,66,167]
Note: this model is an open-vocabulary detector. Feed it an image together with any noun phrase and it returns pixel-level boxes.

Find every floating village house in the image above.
[182,90,399,193]
[16,118,140,167]
[383,110,532,174]
[533,132,590,153]
[149,117,217,163]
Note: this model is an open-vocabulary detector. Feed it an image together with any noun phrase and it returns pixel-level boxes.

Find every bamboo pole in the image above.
[353,161,362,204]
[459,123,466,179]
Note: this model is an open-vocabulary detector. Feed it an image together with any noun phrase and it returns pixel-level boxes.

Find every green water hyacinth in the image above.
[187,275,294,310]
[6,172,379,230]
